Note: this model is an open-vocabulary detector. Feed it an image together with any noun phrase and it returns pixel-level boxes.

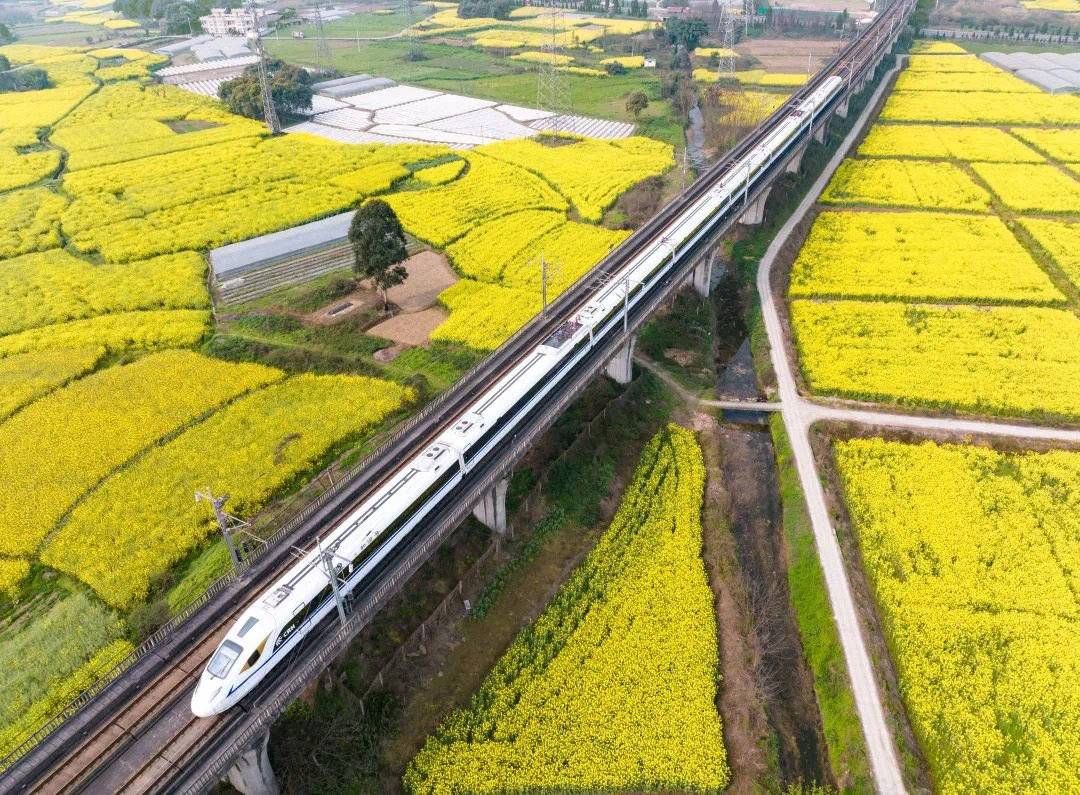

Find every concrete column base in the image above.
[227,733,279,795]
[813,121,828,144]
[836,96,850,118]
[605,337,635,385]
[739,186,772,226]
[689,251,715,297]
[784,143,807,174]
[472,476,509,533]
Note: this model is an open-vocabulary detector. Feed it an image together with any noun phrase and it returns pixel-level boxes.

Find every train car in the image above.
[191,72,846,717]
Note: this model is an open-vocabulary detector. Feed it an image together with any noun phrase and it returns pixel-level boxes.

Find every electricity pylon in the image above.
[536,6,571,136]
[246,0,281,134]
[311,0,334,70]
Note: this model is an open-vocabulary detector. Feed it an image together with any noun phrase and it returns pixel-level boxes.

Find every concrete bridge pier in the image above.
[784,143,807,174]
[472,476,510,533]
[605,337,636,384]
[812,120,829,144]
[739,186,772,226]
[836,96,851,118]
[226,732,279,795]
[688,250,715,297]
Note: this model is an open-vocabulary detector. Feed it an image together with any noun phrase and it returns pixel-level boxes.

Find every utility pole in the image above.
[196,489,245,573]
[540,255,548,314]
[316,537,349,626]
[246,0,281,134]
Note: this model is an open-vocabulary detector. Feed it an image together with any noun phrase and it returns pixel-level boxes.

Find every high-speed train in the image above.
[191,74,846,717]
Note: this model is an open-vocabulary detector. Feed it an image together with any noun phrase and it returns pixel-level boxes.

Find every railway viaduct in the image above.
[0,4,913,792]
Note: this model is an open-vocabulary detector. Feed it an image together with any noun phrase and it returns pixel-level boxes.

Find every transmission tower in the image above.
[311,0,334,71]
[743,0,754,37]
[716,4,736,76]
[195,489,254,573]
[246,0,281,134]
[536,6,571,136]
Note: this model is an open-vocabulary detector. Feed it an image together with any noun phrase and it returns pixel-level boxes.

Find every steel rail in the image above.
[0,4,911,790]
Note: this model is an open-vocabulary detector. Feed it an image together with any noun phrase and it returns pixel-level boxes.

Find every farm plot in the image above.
[833,438,1080,794]
[1021,218,1080,289]
[880,91,1080,125]
[791,300,1080,420]
[0,189,68,259]
[857,124,1042,162]
[45,374,414,609]
[405,425,728,793]
[820,159,990,211]
[479,136,673,222]
[788,212,1063,303]
[1011,128,1080,163]
[0,351,282,557]
[970,162,1080,214]
[893,69,1038,93]
[0,128,61,192]
[0,347,104,420]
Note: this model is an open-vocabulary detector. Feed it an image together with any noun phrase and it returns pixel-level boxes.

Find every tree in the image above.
[0,54,9,72]
[625,90,648,118]
[0,23,14,44]
[665,17,709,51]
[218,59,312,121]
[349,200,409,311]
[0,67,50,93]
[605,61,628,75]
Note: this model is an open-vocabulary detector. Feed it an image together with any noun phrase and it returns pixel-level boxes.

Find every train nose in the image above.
[190,682,223,718]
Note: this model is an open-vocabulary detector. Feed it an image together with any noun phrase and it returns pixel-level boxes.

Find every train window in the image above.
[207,640,243,678]
[237,617,258,638]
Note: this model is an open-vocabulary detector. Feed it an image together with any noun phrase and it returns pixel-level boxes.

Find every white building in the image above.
[199,8,271,37]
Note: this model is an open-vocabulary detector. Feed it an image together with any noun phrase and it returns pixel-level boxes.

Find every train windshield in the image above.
[207,640,243,678]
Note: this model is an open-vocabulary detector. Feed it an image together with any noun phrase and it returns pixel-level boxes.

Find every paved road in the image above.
[756,57,909,795]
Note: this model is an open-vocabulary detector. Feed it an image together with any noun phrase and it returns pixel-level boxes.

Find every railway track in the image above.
[0,5,912,792]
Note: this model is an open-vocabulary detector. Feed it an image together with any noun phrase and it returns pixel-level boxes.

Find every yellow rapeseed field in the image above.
[0,46,97,128]
[880,91,1080,125]
[1021,218,1080,290]
[909,41,968,54]
[0,249,208,336]
[0,188,67,259]
[1010,127,1080,162]
[0,560,30,599]
[904,54,1005,73]
[46,374,414,609]
[430,280,539,350]
[820,159,990,210]
[0,309,211,357]
[970,162,1080,214]
[791,300,1080,419]
[446,208,626,290]
[509,51,574,65]
[405,425,728,794]
[479,136,673,222]
[0,351,282,557]
[893,69,1038,93]
[857,124,1042,162]
[0,347,104,420]
[0,128,61,192]
[834,438,1080,794]
[386,152,566,247]
[413,158,465,185]
[789,211,1063,303]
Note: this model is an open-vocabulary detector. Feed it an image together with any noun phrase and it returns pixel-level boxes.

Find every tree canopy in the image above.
[349,200,409,310]
[218,59,313,121]
[665,17,709,51]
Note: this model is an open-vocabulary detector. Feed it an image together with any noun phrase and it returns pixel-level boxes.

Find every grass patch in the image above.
[769,416,871,793]
[638,289,715,396]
